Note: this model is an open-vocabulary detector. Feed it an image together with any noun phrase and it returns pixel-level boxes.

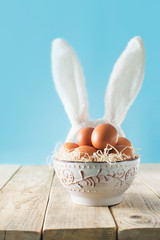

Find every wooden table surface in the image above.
[0,164,160,240]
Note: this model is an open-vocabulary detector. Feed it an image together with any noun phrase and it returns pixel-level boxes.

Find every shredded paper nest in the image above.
[47,143,140,168]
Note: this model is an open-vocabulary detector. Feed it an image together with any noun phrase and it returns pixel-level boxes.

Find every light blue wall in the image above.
[0,0,160,164]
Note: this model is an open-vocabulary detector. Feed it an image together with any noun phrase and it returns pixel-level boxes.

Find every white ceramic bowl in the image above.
[55,157,140,206]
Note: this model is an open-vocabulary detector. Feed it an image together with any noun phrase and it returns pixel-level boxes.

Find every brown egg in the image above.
[110,145,135,160]
[59,142,79,153]
[72,146,97,158]
[117,136,132,147]
[91,123,118,150]
[77,127,94,146]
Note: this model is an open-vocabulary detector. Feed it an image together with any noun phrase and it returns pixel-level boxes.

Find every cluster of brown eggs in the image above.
[59,123,135,160]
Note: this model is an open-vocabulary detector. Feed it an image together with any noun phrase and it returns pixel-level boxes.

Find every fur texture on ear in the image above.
[103,36,145,136]
[52,39,89,126]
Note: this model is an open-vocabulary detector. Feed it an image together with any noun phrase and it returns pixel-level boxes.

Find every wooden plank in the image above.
[138,164,160,198]
[0,165,20,190]
[110,177,160,240]
[0,165,54,240]
[43,175,116,240]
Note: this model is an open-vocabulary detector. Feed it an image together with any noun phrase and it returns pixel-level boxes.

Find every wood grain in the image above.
[138,163,160,198]
[110,177,160,240]
[43,175,116,240]
[0,165,20,190]
[0,165,54,240]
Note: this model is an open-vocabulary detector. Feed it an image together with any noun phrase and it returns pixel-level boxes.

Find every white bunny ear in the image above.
[52,39,89,128]
[104,36,145,135]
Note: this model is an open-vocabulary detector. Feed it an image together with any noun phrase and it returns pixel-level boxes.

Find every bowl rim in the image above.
[54,156,140,164]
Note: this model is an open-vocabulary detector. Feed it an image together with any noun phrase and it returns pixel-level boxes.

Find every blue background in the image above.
[0,0,160,165]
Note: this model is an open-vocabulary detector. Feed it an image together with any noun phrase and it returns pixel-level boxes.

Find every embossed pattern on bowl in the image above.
[55,157,140,206]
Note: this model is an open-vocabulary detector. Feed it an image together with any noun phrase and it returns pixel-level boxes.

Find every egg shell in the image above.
[77,127,94,146]
[72,146,97,158]
[117,136,132,147]
[110,145,135,160]
[91,123,118,150]
[59,142,79,153]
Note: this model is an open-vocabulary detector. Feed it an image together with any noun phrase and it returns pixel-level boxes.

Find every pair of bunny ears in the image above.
[51,36,145,142]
